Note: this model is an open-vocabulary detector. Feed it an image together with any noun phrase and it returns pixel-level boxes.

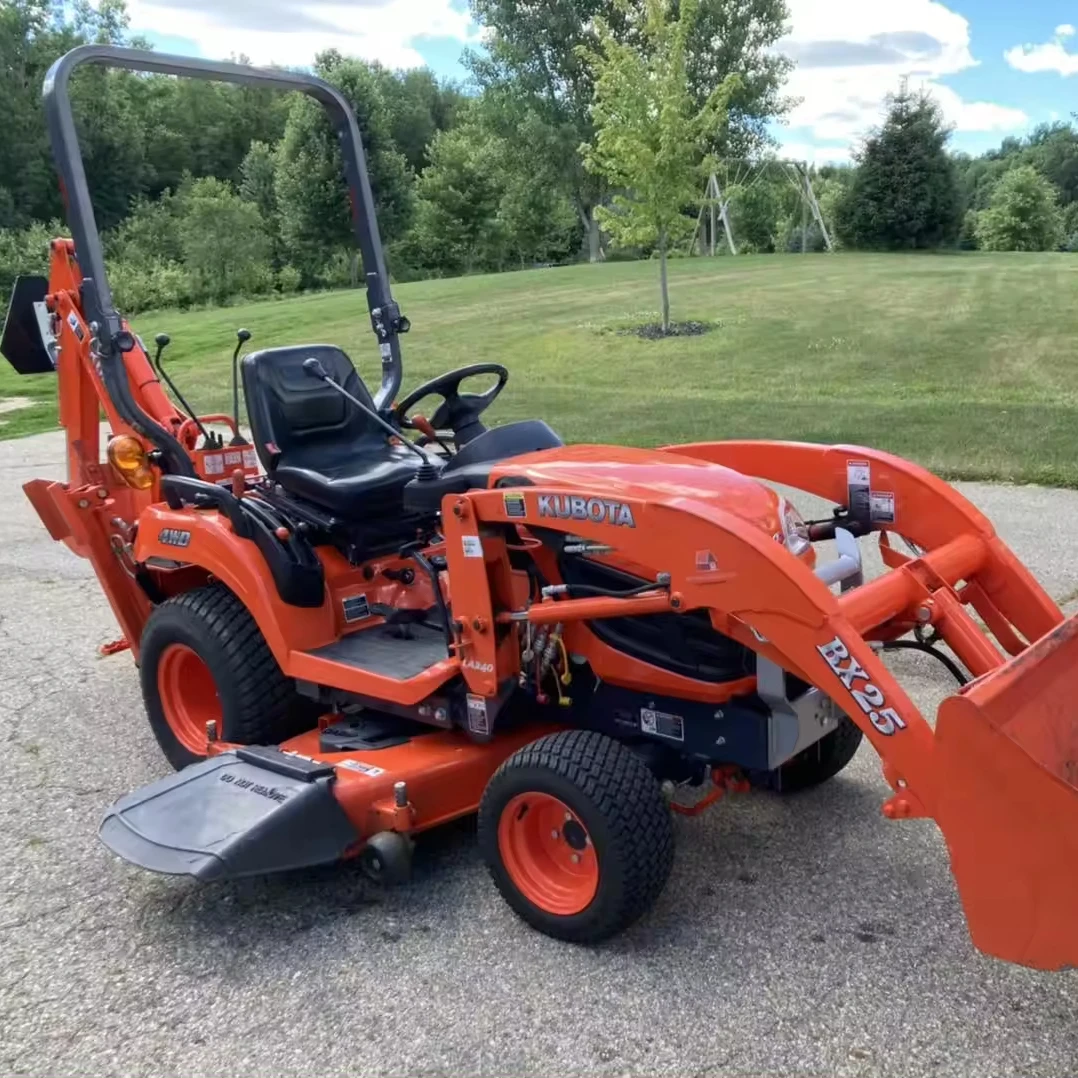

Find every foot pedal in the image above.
[319,714,431,753]
[99,751,358,881]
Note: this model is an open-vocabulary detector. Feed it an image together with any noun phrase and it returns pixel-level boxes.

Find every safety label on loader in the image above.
[503,492,527,519]
[461,535,484,558]
[869,491,895,524]
[846,460,871,519]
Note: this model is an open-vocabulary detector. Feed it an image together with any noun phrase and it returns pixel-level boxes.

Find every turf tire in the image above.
[139,584,307,770]
[478,730,674,943]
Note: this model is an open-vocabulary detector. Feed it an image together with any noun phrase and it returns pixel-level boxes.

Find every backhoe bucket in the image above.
[935,614,1078,969]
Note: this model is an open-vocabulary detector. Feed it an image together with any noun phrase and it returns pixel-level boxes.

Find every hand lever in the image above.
[302,357,432,469]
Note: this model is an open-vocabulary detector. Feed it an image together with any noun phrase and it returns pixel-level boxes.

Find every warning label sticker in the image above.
[846,459,871,519]
[342,593,371,623]
[869,490,895,524]
[338,760,385,777]
[204,453,225,475]
[461,535,483,559]
[695,549,718,571]
[640,707,685,742]
[503,492,527,518]
[466,694,489,735]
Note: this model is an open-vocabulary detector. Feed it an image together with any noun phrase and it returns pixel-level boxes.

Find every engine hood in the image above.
[488,444,786,538]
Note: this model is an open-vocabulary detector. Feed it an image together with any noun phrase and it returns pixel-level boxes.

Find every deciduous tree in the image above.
[581,0,734,331]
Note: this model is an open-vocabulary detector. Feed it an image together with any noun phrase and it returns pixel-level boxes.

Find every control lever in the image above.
[154,333,212,446]
[230,328,252,446]
[301,357,435,475]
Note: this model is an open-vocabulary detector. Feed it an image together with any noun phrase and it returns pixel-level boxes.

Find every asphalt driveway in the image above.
[1,428,1076,1077]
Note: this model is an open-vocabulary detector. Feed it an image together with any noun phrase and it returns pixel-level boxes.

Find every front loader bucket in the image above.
[935,614,1078,969]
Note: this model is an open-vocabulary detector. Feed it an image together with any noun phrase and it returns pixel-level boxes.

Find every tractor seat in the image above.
[241,344,422,519]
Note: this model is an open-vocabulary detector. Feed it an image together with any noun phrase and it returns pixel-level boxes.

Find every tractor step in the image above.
[98,747,359,880]
[303,624,449,680]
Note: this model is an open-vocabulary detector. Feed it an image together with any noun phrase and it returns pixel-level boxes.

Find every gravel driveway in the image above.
[1,429,1076,1077]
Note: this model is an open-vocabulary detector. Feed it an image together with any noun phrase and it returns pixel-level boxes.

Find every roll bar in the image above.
[42,46,407,470]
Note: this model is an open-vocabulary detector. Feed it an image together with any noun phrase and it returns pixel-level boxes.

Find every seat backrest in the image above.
[241,344,383,472]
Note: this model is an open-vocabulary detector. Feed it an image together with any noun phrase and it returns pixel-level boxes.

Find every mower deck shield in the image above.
[99,749,358,880]
[935,612,1078,970]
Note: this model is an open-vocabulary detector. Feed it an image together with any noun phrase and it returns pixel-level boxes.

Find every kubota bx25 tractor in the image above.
[6,45,1078,968]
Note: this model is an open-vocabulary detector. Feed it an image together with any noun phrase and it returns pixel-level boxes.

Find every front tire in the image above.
[139,584,307,770]
[478,730,674,943]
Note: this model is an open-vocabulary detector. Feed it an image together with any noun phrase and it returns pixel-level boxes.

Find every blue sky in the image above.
[127,0,1078,164]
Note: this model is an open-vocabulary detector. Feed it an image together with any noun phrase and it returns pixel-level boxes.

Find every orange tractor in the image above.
[7,44,1078,967]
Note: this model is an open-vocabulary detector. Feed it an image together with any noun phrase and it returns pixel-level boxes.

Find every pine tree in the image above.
[836,84,962,249]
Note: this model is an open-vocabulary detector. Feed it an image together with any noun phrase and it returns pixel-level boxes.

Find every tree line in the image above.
[1,0,1075,318]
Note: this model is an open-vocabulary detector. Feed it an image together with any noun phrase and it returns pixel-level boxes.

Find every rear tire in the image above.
[478,730,674,943]
[753,715,864,793]
[139,584,308,770]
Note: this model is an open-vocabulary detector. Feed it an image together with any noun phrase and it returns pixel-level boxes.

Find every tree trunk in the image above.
[658,229,670,334]
[587,214,602,263]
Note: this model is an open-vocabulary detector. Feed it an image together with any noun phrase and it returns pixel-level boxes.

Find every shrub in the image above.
[975,165,1063,251]
[275,264,302,293]
[109,257,193,314]
[0,220,60,307]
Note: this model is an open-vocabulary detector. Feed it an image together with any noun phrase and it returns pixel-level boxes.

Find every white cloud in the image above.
[122,0,476,69]
[775,0,1028,159]
[1005,23,1078,77]
[774,140,851,166]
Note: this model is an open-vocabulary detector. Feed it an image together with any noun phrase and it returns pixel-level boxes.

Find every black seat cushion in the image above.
[275,446,420,514]
[241,344,419,518]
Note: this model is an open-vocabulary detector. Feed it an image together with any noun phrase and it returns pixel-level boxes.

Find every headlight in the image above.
[779,497,811,556]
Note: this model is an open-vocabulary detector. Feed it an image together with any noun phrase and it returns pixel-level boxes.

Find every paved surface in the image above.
[2,429,1077,1078]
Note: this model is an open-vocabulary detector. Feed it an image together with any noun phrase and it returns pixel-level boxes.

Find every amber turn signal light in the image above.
[107,435,154,490]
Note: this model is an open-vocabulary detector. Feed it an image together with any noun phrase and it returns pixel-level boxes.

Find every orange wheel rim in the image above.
[497,792,599,915]
[157,643,221,755]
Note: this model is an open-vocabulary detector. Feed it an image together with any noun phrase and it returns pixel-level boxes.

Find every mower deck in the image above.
[99,720,561,881]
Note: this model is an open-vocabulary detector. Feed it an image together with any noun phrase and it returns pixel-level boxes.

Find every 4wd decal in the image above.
[817,635,907,736]
[158,528,191,548]
[537,494,636,528]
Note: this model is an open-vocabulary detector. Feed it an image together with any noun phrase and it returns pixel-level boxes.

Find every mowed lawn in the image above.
[3,251,1078,484]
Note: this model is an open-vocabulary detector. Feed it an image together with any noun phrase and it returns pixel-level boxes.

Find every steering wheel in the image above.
[394,363,508,446]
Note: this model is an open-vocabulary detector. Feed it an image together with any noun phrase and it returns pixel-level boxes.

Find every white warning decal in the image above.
[640,707,685,741]
[461,535,483,559]
[869,490,895,524]
[847,459,871,519]
[338,759,385,777]
[817,636,907,735]
[466,693,489,735]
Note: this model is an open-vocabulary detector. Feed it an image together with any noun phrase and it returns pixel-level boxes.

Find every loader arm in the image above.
[446,478,1078,969]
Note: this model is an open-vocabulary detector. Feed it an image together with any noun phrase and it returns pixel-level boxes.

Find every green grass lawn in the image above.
[3,251,1078,485]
